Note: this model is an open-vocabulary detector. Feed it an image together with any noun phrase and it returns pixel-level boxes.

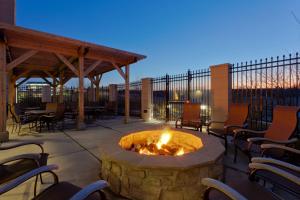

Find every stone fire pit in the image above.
[99,128,225,200]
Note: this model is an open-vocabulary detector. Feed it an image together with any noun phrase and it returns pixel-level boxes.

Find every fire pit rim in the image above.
[99,127,225,170]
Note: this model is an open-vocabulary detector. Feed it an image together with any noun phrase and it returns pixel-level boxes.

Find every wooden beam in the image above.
[55,53,79,76]
[62,76,72,85]
[54,56,77,76]
[42,77,54,87]
[15,69,31,80]
[84,60,102,76]
[42,70,54,78]
[7,50,38,71]
[112,62,125,80]
[15,76,31,87]
[124,64,130,123]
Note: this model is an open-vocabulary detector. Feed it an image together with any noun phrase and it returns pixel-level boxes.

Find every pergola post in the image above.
[124,64,130,123]
[8,75,16,116]
[0,41,9,142]
[77,54,85,129]
[59,71,64,103]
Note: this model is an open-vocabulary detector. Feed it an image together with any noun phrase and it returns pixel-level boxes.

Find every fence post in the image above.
[109,84,118,115]
[165,74,170,122]
[210,63,232,127]
[141,78,153,121]
[187,69,192,101]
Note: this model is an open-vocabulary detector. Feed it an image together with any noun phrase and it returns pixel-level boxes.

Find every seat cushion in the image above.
[0,159,38,185]
[34,182,103,200]
[208,168,277,200]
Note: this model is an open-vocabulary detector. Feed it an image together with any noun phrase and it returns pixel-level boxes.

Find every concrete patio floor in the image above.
[0,117,249,200]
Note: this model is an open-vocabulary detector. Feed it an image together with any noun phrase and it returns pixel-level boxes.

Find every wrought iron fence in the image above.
[152,69,211,122]
[231,52,300,130]
[16,84,44,107]
[117,81,142,117]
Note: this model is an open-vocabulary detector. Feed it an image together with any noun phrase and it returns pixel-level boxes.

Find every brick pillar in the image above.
[210,63,232,125]
[0,0,16,25]
[141,78,153,121]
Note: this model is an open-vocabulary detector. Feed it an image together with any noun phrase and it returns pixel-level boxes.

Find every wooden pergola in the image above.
[0,22,146,141]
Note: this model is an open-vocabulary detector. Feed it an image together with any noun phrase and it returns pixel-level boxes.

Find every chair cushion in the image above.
[0,159,38,185]
[34,182,103,200]
[208,168,277,200]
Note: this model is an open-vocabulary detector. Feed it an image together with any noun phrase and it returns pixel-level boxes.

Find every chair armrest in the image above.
[251,157,300,173]
[208,121,225,126]
[201,178,247,200]
[234,129,266,136]
[224,125,245,130]
[249,163,300,185]
[0,153,41,165]
[69,180,109,200]
[0,141,44,153]
[247,137,298,144]
[0,165,58,195]
[261,144,300,155]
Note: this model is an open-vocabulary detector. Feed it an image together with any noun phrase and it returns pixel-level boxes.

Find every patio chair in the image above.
[39,103,65,132]
[175,102,202,131]
[8,104,37,135]
[233,106,300,162]
[0,165,108,200]
[207,103,249,152]
[45,103,58,113]
[260,144,300,166]
[0,141,49,186]
[202,161,300,200]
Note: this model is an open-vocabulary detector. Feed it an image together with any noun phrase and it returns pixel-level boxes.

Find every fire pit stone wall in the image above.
[99,129,225,200]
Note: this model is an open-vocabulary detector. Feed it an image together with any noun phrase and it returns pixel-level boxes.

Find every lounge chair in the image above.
[202,161,300,200]
[175,102,202,131]
[260,144,300,166]
[0,165,108,200]
[207,103,249,152]
[0,141,48,186]
[233,106,300,162]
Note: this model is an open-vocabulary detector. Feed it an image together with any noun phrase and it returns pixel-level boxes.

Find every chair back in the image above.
[265,106,300,140]
[46,103,58,113]
[225,103,249,126]
[182,102,201,122]
[55,103,65,120]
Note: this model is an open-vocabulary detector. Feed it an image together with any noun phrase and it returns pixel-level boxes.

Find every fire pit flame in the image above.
[126,130,192,156]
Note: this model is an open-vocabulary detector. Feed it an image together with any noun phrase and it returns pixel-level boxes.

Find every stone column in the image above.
[109,84,118,115]
[141,78,153,121]
[210,63,232,126]
[0,41,8,142]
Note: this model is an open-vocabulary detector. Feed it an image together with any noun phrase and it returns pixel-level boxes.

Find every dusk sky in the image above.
[17,0,300,86]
